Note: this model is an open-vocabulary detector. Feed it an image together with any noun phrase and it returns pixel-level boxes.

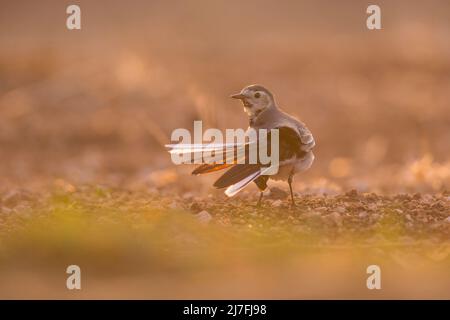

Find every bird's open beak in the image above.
[230,93,246,100]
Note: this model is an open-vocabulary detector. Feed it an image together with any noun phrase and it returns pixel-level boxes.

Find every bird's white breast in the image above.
[269,151,315,181]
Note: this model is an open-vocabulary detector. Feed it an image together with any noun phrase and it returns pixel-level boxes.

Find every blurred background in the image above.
[0,1,449,299]
[0,0,449,194]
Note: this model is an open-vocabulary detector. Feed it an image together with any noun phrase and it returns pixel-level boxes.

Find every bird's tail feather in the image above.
[166,142,255,164]
[191,163,233,175]
[222,166,272,197]
[166,142,267,197]
[224,170,261,197]
[213,164,261,189]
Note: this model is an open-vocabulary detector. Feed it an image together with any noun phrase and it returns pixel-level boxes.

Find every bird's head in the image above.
[230,84,276,117]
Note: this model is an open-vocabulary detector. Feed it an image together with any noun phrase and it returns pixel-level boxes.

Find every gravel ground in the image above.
[0,186,449,298]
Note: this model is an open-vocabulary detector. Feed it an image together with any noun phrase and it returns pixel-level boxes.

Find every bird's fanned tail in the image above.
[222,166,272,197]
[166,142,268,197]
[165,142,257,173]
[224,169,261,197]
[166,125,313,197]
[213,164,261,188]
[165,85,316,204]
[191,163,233,175]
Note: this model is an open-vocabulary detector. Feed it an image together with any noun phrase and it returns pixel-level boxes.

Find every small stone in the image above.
[294,225,308,233]
[394,209,403,214]
[345,189,358,197]
[196,210,212,224]
[190,202,202,212]
[431,201,444,210]
[413,193,421,200]
[182,192,194,200]
[305,211,321,218]
[405,214,413,221]
[1,206,12,214]
[335,206,346,213]
[169,201,178,209]
[359,211,368,218]
[2,190,31,208]
[328,212,343,226]
[268,187,288,200]
[271,200,283,207]
[444,217,450,224]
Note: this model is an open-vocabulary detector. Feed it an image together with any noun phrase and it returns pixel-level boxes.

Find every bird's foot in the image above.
[256,192,264,209]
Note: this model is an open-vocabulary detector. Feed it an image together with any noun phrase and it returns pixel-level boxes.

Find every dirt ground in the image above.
[0,186,448,299]
[0,1,449,298]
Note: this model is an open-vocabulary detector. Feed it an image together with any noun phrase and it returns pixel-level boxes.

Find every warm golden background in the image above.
[0,0,449,299]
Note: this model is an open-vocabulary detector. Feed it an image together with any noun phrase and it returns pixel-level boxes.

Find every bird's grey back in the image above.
[252,107,315,152]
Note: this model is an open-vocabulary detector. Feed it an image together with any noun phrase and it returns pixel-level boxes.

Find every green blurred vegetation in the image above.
[0,187,448,298]
[0,188,448,273]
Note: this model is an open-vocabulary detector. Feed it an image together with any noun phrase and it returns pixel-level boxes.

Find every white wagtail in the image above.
[167,85,315,206]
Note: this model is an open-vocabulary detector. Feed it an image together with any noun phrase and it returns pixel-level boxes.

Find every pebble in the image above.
[182,192,194,200]
[196,210,212,224]
[413,193,421,200]
[358,211,368,218]
[190,202,202,212]
[268,187,288,200]
[169,201,178,209]
[327,212,343,226]
[335,206,346,213]
[305,211,321,218]
[271,200,283,207]
[345,189,358,197]
[1,206,12,214]
[1,190,32,208]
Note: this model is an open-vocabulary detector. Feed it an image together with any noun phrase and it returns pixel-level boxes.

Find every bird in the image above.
[167,84,315,207]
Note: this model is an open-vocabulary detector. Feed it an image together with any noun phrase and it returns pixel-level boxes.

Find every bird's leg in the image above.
[256,191,264,208]
[288,174,296,208]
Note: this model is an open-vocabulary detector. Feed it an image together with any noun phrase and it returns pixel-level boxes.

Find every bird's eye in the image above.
[254,92,260,98]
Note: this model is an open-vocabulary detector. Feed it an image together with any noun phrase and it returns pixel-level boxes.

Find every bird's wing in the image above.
[296,122,315,152]
[191,163,233,175]
[276,126,308,161]
[166,127,307,196]
[166,142,257,174]
[269,109,315,152]
[212,126,306,196]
